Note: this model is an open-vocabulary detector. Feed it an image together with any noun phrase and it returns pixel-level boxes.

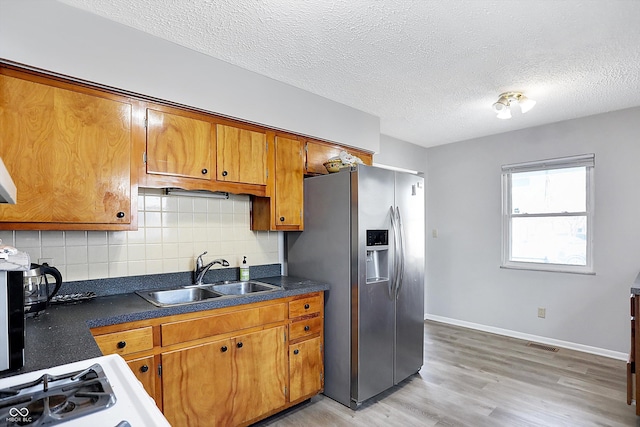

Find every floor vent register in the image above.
[527,342,559,352]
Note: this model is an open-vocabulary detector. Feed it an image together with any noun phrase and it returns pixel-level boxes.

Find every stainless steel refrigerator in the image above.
[287,165,425,408]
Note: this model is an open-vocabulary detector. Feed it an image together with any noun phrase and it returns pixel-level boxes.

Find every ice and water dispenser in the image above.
[365,229,389,283]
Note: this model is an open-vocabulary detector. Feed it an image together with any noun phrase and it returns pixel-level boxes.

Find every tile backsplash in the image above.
[0,189,281,282]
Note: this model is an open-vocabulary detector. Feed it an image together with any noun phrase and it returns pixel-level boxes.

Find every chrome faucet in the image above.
[194,251,229,286]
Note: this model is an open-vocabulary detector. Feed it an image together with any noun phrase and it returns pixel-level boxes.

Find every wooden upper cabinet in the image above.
[251,134,304,231]
[145,107,212,180]
[305,139,373,175]
[216,124,267,186]
[274,135,303,228]
[0,71,134,229]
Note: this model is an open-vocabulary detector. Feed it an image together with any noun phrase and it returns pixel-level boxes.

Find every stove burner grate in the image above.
[0,363,116,426]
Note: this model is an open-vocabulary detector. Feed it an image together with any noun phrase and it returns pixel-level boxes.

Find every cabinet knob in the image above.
[304,325,310,331]
[116,211,125,219]
[201,168,208,175]
[221,346,228,353]
[304,304,310,309]
[237,342,243,348]
[140,365,149,373]
[117,341,127,349]
[280,217,285,222]
[222,170,228,177]
[293,349,299,355]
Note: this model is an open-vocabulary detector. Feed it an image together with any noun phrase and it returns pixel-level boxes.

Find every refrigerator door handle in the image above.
[395,206,406,299]
[389,206,399,300]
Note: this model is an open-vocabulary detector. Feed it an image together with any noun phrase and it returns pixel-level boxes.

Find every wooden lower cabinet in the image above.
[162,327,286,426]
[127,355,158,406]
[91,292,324,427]
[289,336,323,402]
[161,339,221,426]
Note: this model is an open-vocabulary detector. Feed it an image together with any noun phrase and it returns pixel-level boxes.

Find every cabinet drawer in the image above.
[289,316,323,341]
[94,327,153,356]
[289,294,322,318]
[161,303,287,346]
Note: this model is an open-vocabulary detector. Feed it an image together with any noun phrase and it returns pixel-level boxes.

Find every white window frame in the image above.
[501,154,595,274]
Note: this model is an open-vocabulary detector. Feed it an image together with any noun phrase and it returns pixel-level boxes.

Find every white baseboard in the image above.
[424,313,627,361]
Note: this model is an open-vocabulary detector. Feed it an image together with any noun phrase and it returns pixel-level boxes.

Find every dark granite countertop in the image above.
[632,272,640,295]
[1,275,327,379]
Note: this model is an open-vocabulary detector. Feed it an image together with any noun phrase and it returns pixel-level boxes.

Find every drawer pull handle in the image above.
[304,304,310,309]
[117,341,127,349]
[222,170,228,177]
[221,346,228,353]
[293,349,299,355]
[280,216,285,222]
[202,168,208,175]
[304,325,310,331]
[237,342,243,348]
[140,365,149,373]
[116,211,125,219]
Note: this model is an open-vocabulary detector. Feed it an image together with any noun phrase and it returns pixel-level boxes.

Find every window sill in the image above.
[500,264,595,275]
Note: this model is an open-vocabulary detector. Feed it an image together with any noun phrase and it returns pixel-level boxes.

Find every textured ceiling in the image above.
[58,0,640,148]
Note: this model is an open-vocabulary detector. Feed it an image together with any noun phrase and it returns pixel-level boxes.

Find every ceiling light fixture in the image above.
[491,92,536,119]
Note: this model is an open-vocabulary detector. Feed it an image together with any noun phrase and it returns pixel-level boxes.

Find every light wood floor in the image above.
[256,320,640,426]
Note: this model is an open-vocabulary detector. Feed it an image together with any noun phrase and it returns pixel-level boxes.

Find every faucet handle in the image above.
[196,251,208,270]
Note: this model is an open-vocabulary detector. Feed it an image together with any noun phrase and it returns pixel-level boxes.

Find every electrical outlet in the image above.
[432,229,438,238]
[38,257,54,265]
[538,307,546,318]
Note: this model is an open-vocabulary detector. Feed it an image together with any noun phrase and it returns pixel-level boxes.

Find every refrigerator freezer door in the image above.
[352,166,396,404]
[393,172,425,383]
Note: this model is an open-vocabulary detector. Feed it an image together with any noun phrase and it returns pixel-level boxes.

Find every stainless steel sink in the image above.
[137,287,223,307]
[136,281,282,307]
[201,281,281,295]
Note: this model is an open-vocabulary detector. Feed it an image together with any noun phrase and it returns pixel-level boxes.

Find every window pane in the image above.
[511,167,586,214]
[511,216,587,265]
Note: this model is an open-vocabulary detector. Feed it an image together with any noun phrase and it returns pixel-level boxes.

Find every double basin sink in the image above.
[137,281,282,307]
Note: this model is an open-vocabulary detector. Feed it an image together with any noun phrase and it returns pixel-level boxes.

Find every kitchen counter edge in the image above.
[2,276,327,378]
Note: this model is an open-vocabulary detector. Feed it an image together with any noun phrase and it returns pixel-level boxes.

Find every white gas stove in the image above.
[0,354,170,427]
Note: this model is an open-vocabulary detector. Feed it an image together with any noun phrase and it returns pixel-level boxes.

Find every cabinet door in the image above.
[216,124,267,185]
[289,336,323,402]
[127,356,158,408]
[217,326,287,426]
[146,108,212,180]
[274,136,303,228]
[0,73,131,226]
[162,339,230,427]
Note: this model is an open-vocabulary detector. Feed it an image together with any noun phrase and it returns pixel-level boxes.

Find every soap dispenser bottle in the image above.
[240,256,250,281]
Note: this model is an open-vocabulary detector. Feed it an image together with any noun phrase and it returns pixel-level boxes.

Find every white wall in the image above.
[0,0,380,153]
[426,107,640,354]
[376,134,428,174]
